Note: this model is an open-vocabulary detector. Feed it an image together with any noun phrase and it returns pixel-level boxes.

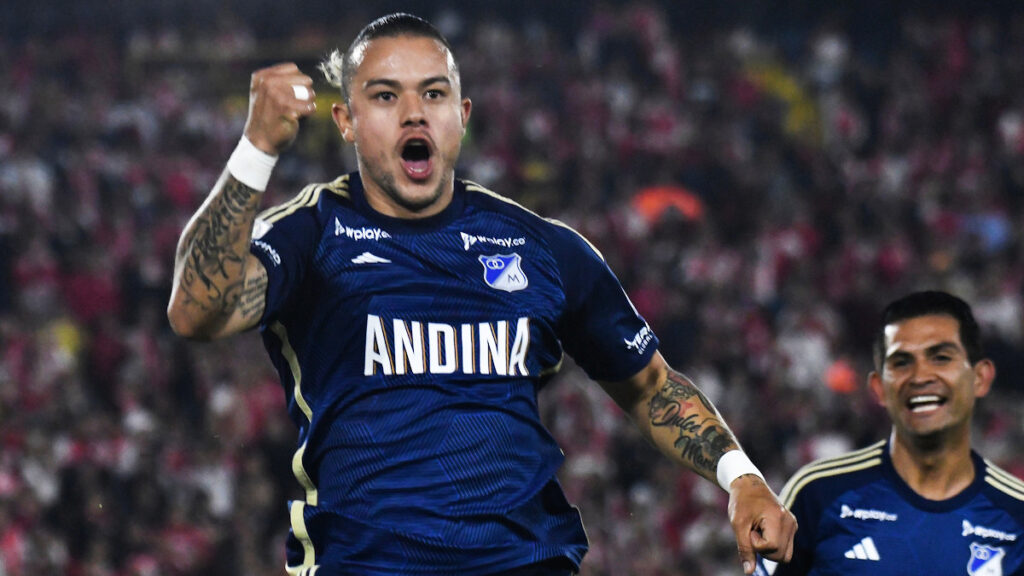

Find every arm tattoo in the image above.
[237,267,268,322]
[177,177,262,315]
[648,369,736,477]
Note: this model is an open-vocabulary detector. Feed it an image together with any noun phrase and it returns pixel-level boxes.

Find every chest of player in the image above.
[305,214,566,379]
[312,214,560,309]
[812,498,1024,575]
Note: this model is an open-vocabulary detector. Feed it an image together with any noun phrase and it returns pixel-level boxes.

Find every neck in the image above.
[357,167,455,220]
[888,428,975,500]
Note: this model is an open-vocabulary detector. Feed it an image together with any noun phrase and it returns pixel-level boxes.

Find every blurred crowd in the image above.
[3,1,1024,575]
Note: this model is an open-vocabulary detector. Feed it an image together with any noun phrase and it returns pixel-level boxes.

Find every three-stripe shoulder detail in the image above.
[780,440,886,508]
[464,180,540,218]
[257,175,351,224]
[984,458,1024,502]
[463,180,605,260]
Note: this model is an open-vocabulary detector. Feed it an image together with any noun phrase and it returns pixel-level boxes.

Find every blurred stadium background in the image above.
[3,1,1024,574]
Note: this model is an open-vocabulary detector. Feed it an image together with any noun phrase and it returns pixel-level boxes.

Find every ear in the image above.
[868,371,886,407]
[332,102,356,143]
[973,359,995,399]
[460,97,472,134]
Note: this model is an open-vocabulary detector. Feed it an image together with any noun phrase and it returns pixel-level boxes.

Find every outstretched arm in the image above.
[599,351,796,574]
[167,63,315,339]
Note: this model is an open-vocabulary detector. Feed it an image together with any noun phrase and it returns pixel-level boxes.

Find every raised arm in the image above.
[599,351,796,574]
[167,63,315,339]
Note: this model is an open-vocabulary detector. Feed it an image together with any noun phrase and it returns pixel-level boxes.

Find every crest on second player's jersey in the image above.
[968,543,1005,576]
[478,253,528,292]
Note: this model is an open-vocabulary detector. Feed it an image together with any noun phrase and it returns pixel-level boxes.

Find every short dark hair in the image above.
[319,13,457,103]
[873,290,984,368]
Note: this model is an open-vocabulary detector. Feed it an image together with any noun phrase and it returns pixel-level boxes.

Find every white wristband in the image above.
[227,135,278,192]
[716,450,765,491]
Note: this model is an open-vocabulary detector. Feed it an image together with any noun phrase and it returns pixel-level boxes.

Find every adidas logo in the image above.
[844,537,880,561]
[352,252,391,264]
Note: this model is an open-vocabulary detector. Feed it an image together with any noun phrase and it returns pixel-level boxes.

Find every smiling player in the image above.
[759,291,1024,576]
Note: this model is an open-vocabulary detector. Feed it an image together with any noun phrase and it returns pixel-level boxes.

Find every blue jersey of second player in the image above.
[248,173,659,575]
[759,439,1024,576]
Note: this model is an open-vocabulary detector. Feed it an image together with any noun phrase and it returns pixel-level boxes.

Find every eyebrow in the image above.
[362,76,452,92]
[885,341,961,362]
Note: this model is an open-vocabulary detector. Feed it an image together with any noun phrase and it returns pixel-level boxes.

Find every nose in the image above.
[401,95,426,127]
[907,362,935,386]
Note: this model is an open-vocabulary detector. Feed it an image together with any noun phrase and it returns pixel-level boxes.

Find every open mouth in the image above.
[401,138,432,179]
[906,394,946,413]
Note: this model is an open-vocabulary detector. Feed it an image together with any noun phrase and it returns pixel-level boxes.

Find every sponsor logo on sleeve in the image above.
[624,325,653,354]
[252,239,281,266]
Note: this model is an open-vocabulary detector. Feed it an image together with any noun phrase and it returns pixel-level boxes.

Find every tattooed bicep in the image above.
[238,257,268,324]
[217,255,269,335]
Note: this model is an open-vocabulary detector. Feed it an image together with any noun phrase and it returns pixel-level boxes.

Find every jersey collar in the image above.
[881,436,985,512]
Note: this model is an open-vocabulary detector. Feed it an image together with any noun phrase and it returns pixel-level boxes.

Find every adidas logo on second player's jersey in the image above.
[844,537,880,561]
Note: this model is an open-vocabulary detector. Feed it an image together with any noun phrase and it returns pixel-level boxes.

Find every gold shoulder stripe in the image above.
[464,181,539,216]
[258,174,351,224]
[778,441,885,505]
[985,459,1024,490]
[546,217,605,260]
[258,182,320,223]
[265,185,324,224]
[986,474,1024,502]
[781,457,882,509]
[781,440,885,485]
[984,459,1024,501]
[463,181,605,260]
[321,173,351,199]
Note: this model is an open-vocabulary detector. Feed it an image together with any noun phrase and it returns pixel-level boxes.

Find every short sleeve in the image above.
[551,223,659,382]
[249,202,320,324]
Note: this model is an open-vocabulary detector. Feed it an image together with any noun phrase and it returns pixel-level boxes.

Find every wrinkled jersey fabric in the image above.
[249,173,659,575]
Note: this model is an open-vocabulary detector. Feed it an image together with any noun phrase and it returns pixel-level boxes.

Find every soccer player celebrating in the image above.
[760,291,1024,575]
[168,13,795,575]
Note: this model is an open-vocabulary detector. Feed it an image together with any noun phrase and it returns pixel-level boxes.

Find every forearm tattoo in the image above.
[648,369,736,477]
[177,177,263,320]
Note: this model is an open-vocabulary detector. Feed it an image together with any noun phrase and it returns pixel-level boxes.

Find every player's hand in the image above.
[243,62,317,155]
[727,474,797,575]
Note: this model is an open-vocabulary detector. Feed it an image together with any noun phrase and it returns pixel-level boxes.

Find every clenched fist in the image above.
[243,63,317,156]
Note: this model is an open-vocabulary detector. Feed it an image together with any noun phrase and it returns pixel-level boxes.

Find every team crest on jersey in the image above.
[968,543,1005,576]
[479,254,528,292]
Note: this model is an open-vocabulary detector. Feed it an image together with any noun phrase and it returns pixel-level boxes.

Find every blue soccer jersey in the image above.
[248,173,659,575]
[758,439,1024,576]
